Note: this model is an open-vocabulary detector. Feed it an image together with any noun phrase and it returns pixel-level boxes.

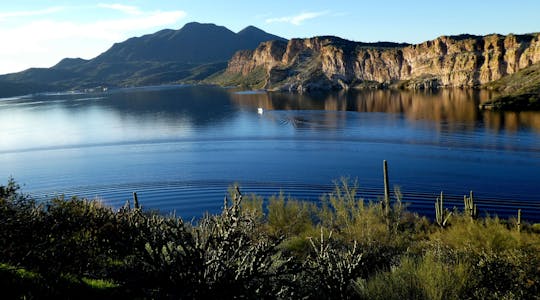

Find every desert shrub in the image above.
[264,193,319,257]
[240,192,265,221]
[355,252,472,300]
[467,249,540,299]
[300,228,365,299]
[354,257,426,300]
[266,193,315,238]
[429,214,540,254]
[315,180,409,277]
[1,178,539,299]
[317,180,389,245]
[138,187,296,298]
[415,251,471,300]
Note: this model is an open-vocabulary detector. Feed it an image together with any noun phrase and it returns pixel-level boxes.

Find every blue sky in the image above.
[1,0,539,74]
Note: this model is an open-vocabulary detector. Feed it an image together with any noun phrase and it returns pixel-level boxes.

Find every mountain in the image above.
[52,58,89,70]
[216,33,540,92]
[0,22,287,97]
[92,22,285,64]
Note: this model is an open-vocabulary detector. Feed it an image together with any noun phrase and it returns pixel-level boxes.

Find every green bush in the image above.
[429,214,540,254]
[355,252,472,300]
[1,178,539,299]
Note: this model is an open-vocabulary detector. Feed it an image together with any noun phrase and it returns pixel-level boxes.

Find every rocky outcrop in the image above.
[480,58,540,110]
[223,33,540,92]
[226,40,287,75]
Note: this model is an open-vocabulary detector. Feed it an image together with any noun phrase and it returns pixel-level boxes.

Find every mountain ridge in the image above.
[0,22,286,97]
[2,25,540,102]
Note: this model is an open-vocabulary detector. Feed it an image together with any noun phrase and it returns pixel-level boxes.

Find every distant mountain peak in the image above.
[165,22,231,37]
[182,21,214,29]
[237,25,287,42]
[0,22,288,97]
[183,21,209,26]
[91,22,286,64]
[238,25,261,34]
[52,57,88,69]
[180,22,229,32]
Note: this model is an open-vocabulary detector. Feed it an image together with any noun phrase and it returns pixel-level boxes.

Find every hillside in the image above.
[0,22,286,98]
[92,22,285,64]
[480,62,540,110]
[216,33,540,92]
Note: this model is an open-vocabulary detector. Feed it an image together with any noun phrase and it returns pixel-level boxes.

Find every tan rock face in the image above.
[224,33,540,91]
[226,40,287,75]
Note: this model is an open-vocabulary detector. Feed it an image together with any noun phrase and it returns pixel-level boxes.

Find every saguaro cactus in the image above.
[435,191,452,228]
[133,192,140,209]
[383,160,391,229]
[463,191,477,220]
[517,209,522,233]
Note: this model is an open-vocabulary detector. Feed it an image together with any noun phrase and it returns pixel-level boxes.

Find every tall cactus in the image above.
[383,160,391,230]
[435,191,452,228]
[133,192,140,210]
[463,191,477,220]
[517,209,522,233]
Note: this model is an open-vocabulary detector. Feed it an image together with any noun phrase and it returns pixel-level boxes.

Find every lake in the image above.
[1,85,539,221]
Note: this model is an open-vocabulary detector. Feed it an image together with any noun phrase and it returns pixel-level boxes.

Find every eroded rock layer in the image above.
[224,33,540,91]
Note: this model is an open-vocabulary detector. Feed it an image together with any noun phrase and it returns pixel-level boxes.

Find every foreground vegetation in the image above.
[1,177,539,299]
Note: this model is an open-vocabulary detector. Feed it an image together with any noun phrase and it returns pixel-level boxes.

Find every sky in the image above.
[1,0,539,75]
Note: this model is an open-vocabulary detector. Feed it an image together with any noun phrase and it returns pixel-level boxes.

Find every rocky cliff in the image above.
[222,33,540,92]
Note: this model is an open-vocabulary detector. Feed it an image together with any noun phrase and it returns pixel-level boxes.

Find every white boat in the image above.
[257,107,264,114]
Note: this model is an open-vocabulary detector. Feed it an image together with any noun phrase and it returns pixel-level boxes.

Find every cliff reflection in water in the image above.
[230,89,540,133]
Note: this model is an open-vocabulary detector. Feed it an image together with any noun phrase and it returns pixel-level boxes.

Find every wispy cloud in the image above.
[97,3,142,16]
[0,10,187,46]
[0,6,64,20]
[0,6,187,74]
[266,11,328,25]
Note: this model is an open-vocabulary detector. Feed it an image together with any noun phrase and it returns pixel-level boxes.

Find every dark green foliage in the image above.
[1,178,539,299]
[468,250,540,299]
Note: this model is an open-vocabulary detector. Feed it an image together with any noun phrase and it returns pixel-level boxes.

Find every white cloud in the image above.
[0,7,187,74]
[266,11,328,26]
[79,10,187,40]
[0,6,64,20]
[97,3,142,16]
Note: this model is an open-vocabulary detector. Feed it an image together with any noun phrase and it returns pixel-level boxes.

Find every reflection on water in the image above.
[3,86,539,140]
[1,85,540,221]
[104,85,237,126]
[0,86,239,152]
[231,88,540,133]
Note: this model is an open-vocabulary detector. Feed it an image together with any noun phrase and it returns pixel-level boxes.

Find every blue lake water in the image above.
[1,85,539,221]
